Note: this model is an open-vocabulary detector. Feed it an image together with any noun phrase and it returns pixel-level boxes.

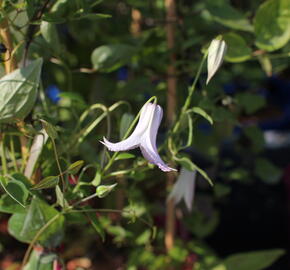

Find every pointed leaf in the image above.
[115,152,135,160]
[67,160,84,175]
[0,59,43,123]
[31,176,59,190]
[40,120,58,139]
[223,249,285,270]
[189,107,213,125]
[55,185,69,208]
[175,156,213,186]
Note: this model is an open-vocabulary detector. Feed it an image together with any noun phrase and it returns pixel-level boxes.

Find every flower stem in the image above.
[0,135,7,175]
[51,138,66,208]
[172,51,208,134]
[9,135,18,172]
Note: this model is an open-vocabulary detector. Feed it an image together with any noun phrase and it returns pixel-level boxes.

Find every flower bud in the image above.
[206,37,227,85]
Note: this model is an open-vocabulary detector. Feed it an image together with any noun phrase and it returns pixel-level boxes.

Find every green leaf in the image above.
[115,152,135,160]
[181,112,193,148]
[189,107,213,124]
[186,210,219,238]
[120,113,134,139]
[223,33,252,63]
[236,93,266,114]
[31,176,59,190]
[0,177,29,207]
[91,44,137,72]
[40,119,58,139]
[10,173,32,189]
[214,183,231,198]
[55,185,69,208]
[8,197,64,247]
[24,250,56,270]
[254,158,282,184]
[254,0,290,51]
[26,0,43,20]
[175,156,213,186]
[135,230,151,245]
[211,107,236,123]
[222,249,285,270]
[0,59,43,123]
[169,246,188,262]
[0,194,26,214]
[96,183,117,198]
[40,21,62,54]
[73,13,111,20]
[206,0,253,32]
[42,0,110,23]
[244,126,265,153]
[67,160,84,174]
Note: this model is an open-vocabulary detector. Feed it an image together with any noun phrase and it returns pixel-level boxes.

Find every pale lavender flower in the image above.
[168,167,196,211]
[101,102,176,172]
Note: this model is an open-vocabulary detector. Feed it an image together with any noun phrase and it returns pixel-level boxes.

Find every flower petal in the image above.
[206,38,227,85]
[140,104,176,172]
[183,169,196,211]
[168,168,196,211]
[140,146,175,172]
[101,136,140,151]
[168,172,187,204]
[101,103,156,152]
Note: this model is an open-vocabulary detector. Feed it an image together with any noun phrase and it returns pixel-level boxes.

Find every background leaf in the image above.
[206,0,253,32]
[91,44,137,72]
[8,197,64,247]
[223,249,285,270]
[0,59,43,123]
[254,0,290,51]
[223,33,252,63]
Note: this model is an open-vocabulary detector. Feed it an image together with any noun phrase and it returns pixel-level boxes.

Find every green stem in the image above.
[51,139,66,208]
[69,193,99,208]
[9,135,18,172]
[0,135,7,175]
[172,52,208,134]
[21,213,62,268]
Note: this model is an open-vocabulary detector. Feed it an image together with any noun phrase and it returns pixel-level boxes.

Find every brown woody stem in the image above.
[165,0,177,252]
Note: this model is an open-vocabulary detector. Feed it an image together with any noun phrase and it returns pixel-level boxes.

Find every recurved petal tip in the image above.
[158,164,177,172]
[140,146,176,172]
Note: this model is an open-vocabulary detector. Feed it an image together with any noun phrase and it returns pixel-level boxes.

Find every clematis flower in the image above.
[168,167,196,211]
[101,102,176,172]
